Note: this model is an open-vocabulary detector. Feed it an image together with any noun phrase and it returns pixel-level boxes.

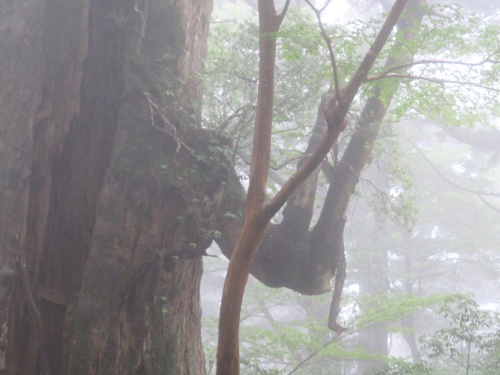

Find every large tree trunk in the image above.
[0,0,213,374]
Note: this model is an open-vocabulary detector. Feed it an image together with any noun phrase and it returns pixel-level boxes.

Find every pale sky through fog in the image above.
[323,0,354,22]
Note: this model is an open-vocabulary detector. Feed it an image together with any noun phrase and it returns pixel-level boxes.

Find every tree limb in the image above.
[476,195,500,214]
[267,0,411,218]
[304,0,341,99]
[366,73,500,92]
[342,0,410,105]
[367,55,500,81]
[413,144,500,198]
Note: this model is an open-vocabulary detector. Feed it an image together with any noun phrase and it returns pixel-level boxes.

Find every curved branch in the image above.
[413,144,500,198]
[269,154,307,171]
[267,0,412,218]
[367,55,500,81]
[287,331,346,375]
[366,73,500,92]
[343,0,410,104]
[278,0,292,21]
[476,195,500,214]
[437,122,500,152]
[304,0,340,99]
[413,144,500,215]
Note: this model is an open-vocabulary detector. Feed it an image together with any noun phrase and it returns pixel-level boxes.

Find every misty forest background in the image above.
[0,0,499,374]
[202,1,500,374]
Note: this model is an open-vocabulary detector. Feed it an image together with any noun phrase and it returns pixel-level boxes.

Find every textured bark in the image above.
[216,3,287,373]
[1,0,92,373]
[0,0,213,374]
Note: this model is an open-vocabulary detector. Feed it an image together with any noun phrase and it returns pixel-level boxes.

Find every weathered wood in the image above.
[0,0,213,373]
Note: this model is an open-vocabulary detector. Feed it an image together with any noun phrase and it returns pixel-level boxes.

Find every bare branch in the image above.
[269,154,307,171]
[265,130,339,219]
[366,73,500,92]
[304,0,341,99]
[287,331,346,375]
[413,144,500,198]
[344,0,410,103]
[367,54,500,81]
[144,93,199,156]
[278,0,292,21]
[477,195,500,214]
[267,0,411,218]
[218,104,256,132]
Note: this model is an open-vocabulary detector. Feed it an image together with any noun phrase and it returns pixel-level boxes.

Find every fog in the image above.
[201,1,500,374]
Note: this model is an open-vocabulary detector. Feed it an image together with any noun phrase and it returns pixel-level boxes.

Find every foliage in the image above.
[204,8,332,174]
[204,277,352,374]
[368,294,500,375]
[203,1,500,374]
[420,294,500,374]
[369,360,435,375]
[352,293,445,331]
[368,128,419,230]
[386,4,500,127]
[203,275,447,374]
[204,2,500,217]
